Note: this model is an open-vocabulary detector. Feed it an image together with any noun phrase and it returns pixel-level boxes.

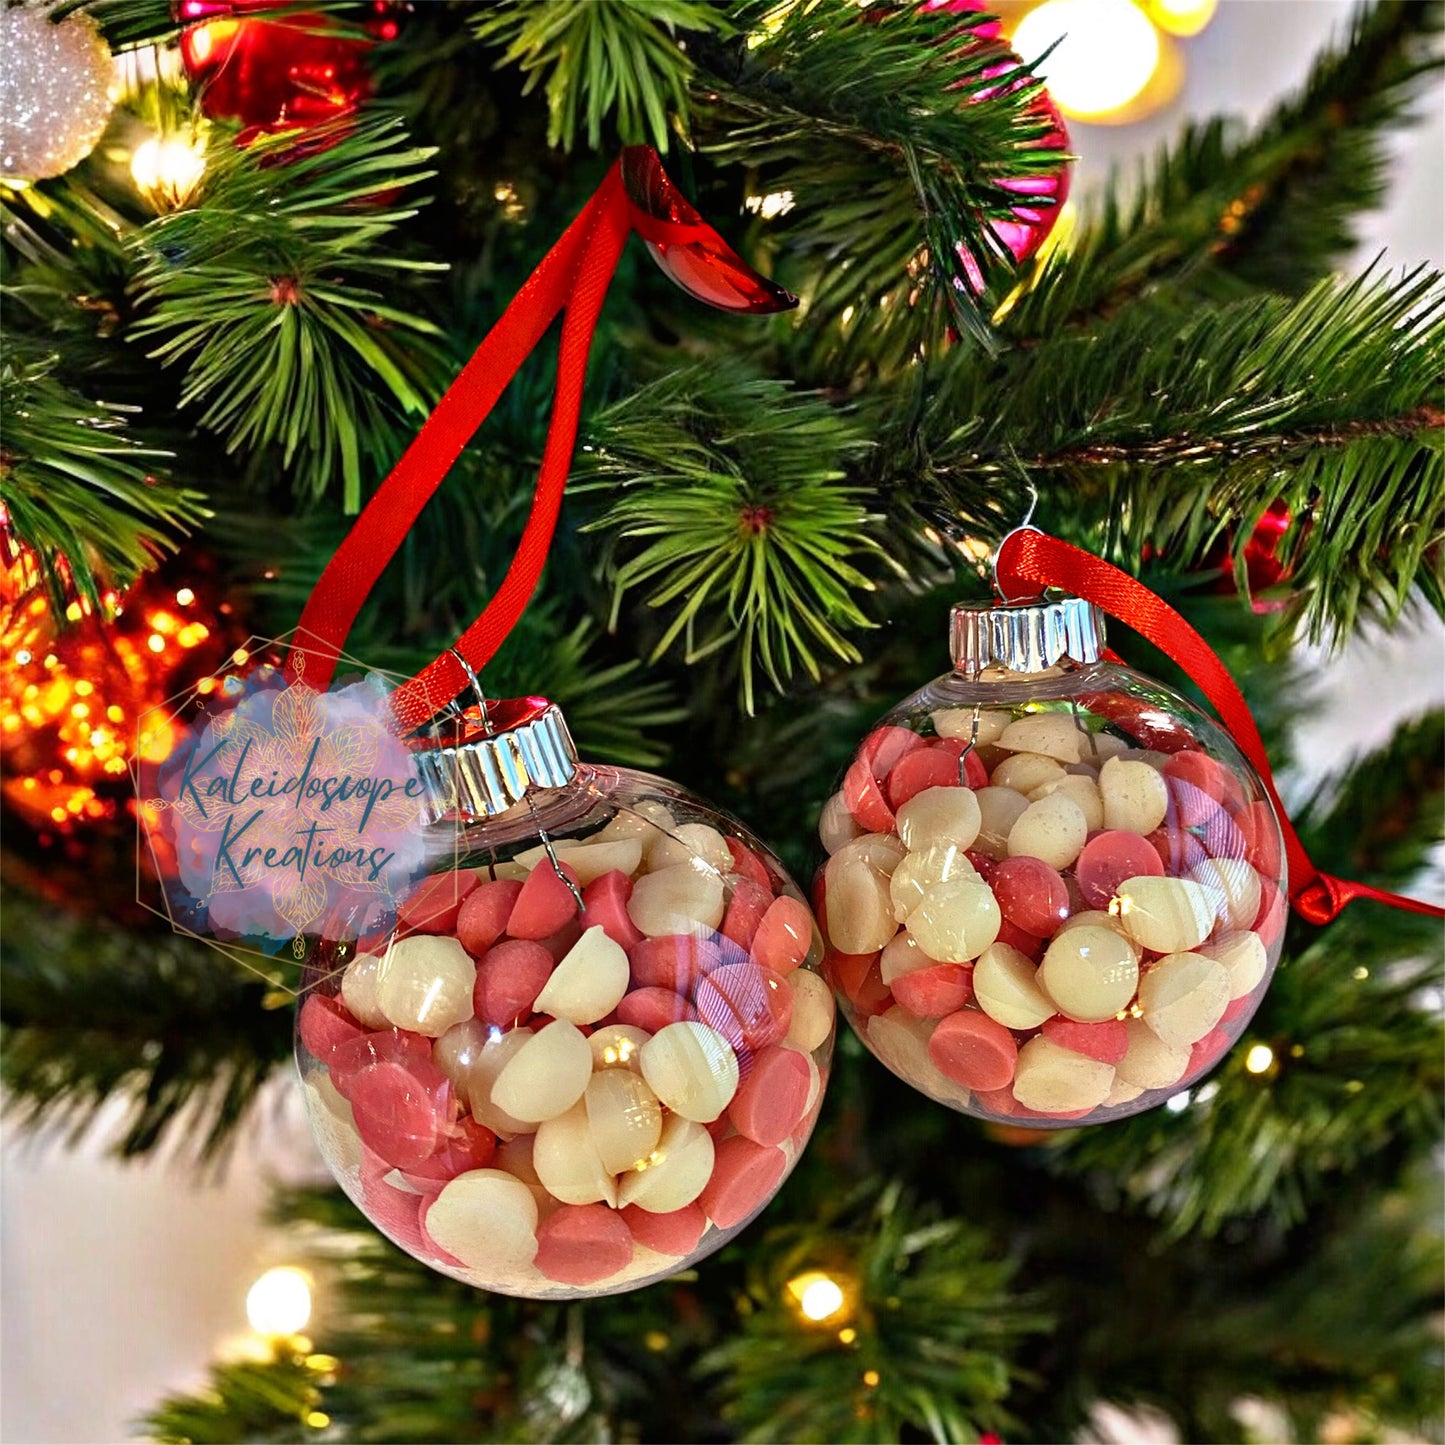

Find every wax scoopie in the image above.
[816,595,1289,1126]
[297,698,833,1299]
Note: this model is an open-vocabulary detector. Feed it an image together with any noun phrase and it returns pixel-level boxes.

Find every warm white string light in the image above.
[1013,0,1161,121]
[245,1266,313,1337]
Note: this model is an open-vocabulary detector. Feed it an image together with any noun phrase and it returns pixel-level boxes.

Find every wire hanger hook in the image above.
[991,477,1041,602]
[447,647,583,913]
[447,647,495,737]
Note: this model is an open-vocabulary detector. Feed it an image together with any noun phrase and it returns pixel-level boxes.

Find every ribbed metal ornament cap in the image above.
[411,696,579,823]
[950,597,1106,675]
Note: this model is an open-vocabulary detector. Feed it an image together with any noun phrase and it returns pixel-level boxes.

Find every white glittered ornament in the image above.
[0,5,114,181]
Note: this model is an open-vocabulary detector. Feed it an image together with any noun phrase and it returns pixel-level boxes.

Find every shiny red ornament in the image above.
[925,1,1072,289]
[1217,499,1295,612]
[177,0,395,134]
[621,146,798,315]
[923,0,1003,39]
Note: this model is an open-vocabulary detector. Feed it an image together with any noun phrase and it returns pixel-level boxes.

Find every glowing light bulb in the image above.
[1013,0,1161,120]
[1244,1043,1275,1075]
[787,1270,848,1323]
[131,134,207,209]
[1145,0,1216,37]
[245,1267,312,1336]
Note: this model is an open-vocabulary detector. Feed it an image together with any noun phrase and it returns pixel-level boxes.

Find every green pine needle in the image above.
[469,610,689,769]
[917,265,1445,640]
[705,1185,1049,1444]
[0,353,206,613]
[130,116,451,510]
[579,366,885,711]
[1004,0,1444,336]
[0,891,290,1163]
[472,0,731,153]
[697,0,1067,366]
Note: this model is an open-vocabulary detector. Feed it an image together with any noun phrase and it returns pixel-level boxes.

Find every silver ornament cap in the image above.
[411,697,579,824]
[950,596,1105,675]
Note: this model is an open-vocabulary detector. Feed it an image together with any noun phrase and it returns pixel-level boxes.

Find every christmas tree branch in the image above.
[144,1354,323,1445]
[1005,0,1442,339]
[211,356,689,768]
[471,0,731,154]
[577,363,886,712]
[1215,0,1444,291]
[909,267,1445,639]
[1012,1168,1445,1444]
[67,0,373,51]
[142,1181,1048,1445]
[0,352,206,613]
[1294,708,1445,886]
[0,891,290,1162]
[705,1185,1048,1444]
[693,0,1065,361]
[130,116,451,511]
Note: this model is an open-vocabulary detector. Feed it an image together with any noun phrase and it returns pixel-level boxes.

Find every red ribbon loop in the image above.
[287,148,795,736]
[994,529,1443,926]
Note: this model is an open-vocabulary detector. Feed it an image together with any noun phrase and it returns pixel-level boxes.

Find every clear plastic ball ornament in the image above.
[816,597,1287,1127]
[297,698,832,1297]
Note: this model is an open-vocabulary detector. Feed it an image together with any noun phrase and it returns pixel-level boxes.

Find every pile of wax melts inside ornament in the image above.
[298,799,833,1295]
[816,704,1283,1123]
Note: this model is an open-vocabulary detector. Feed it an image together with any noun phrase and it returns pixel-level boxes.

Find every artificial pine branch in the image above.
[705,1185,1048,1444]
[1294,708,1445,884]
[144,1354,323,1444]
[484,612,688,767]
[693,0,1065,362]
[143,1186,708,1442]
[1011,1168,1445,1443]
[1218,0,1444,291]
[0,890,290,1161]
[66,0,375,51]
[911,267,1445,639]
[130,116,451,511]
[577,364,884,711]
[471,0,731,153]
[141,1181,1046,1445]
[0,352,206,613]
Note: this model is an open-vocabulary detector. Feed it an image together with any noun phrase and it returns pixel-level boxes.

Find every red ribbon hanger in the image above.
[994,528,1445,926]
[287,147,796,735]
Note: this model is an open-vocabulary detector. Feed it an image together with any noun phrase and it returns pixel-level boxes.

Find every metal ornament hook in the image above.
[442,649,582,914]
[991,480,1041,603]
[448,647,495,736]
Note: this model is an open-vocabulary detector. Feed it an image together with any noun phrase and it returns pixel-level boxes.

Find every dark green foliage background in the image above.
[2,3,1442,1442]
